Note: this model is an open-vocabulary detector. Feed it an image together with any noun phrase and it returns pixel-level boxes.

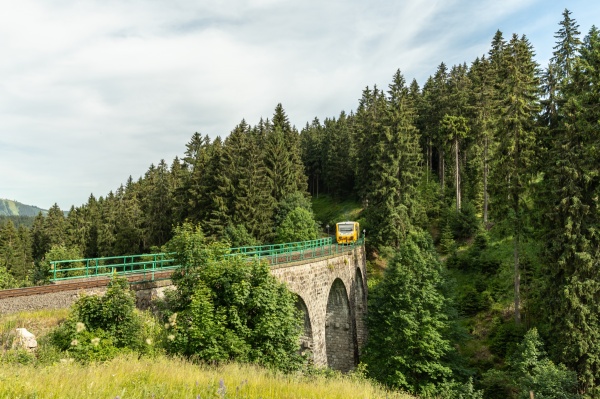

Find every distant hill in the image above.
[0,199,47,217]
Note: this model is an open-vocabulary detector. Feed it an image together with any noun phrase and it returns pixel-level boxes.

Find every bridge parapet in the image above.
[48,237,364,282]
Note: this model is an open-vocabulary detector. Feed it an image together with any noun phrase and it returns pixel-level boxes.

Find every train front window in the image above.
[339,224,354,233]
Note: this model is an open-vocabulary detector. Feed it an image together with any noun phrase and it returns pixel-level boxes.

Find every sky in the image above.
[1,0,598,211]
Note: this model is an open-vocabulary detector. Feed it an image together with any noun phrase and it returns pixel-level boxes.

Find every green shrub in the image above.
[275,207,319,243]
[489,320,526,359]
[446,203,480,240]
[223,223,259,247]
[49,277,147,362]
[440,223,456,255]
[164,223,303,372]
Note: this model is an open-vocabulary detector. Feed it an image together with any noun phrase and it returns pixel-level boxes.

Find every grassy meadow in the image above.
[0,309,413,399]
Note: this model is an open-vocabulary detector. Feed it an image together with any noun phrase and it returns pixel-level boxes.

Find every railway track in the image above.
[0,269,175,300]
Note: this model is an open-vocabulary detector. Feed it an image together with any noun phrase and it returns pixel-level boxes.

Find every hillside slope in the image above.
[0,199,46,216]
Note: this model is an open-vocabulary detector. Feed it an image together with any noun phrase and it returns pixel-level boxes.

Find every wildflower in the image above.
[167,334,175,341]
[70,339,79,346]
[76,322,86,333]
[168,313,177,326]
[91,337,100,346]
[164,323,171,329]
[146,338,153,345]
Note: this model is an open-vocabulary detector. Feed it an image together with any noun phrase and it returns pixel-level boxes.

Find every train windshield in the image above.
[338,224,354,233]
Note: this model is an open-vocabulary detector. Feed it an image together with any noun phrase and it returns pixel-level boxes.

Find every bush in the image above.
[482,328,581,399]
[446,203,480,240]
[0,265,17,289]
[440,223,456,255]
[275,207,319,243]
[489,320,526,359]
[223,223,258,247]
[49,277,149,362]
[37,244,84,283]
[164,223,303,372]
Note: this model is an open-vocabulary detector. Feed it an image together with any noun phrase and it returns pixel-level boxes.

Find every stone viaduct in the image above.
[0,245,367,372]
[271,245,368,372]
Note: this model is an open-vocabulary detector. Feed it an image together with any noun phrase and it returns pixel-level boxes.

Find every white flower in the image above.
[164,323,171,329]
[146,338,153,345]
[70,339,79,346]
[167,334,175,341]
[91,337,100,346]
[76,322,86,333]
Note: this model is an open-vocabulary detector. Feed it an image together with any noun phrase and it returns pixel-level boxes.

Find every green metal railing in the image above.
[49,237,364,282]
[50,253,178,282]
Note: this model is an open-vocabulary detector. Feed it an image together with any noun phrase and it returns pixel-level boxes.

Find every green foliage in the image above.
[49,277,148,362]
[482,328,581,399]
[223,223,259,247]
[39,244,84,283]
[0,265,16,289]
[488,320,526,359]
[440,223,456,254]
[275,192,313,225]
[537,24,600,394]
[362,229,453,394]
[433,378,484,399]
[449,202,480,240]
[275,207,319,243]
[163,223,303,371]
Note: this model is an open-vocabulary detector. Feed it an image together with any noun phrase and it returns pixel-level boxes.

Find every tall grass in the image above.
[1,308,69,351]
[0,354,414,399]
[1,310,413,399]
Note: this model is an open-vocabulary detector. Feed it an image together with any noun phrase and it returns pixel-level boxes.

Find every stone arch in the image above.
[354,267,367,352]
[325,278,354,372]
[295,295,313,358]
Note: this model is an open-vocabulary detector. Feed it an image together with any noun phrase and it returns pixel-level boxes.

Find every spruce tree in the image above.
[387,69,423,225]
[362,230,452,394]
[469,56,498,225]
[300,118,325,197]
[322,112,355,198]
[540,26,600,394]
[224,120,275,242]
[489,34,541,324]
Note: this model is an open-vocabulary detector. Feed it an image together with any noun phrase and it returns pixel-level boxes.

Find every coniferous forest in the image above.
[1,9,600,398]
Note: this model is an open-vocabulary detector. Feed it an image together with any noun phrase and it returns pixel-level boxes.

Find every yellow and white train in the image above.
[335,221,360,244]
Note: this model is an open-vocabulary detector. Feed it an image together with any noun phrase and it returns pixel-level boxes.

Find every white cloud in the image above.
[1,0,595,209]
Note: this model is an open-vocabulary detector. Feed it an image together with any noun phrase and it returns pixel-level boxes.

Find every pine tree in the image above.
[540,26,600,394]
[489,34,541,324]
[552,9,582,87]
[179,133,212,224]
[223,120,275,242]
[300,118,325,197]
[440,115,469,211]
[322,112,355,198]
[469,56,498,225]
[387,69,423,225]
[201,137,230,239]
[362,230,452,393]
[0,220,32,282]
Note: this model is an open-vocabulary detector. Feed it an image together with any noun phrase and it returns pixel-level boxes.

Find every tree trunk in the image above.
[440,149,445,191]
[455,138,461,211]
[514,227,521,324]
[483,136,489,225]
